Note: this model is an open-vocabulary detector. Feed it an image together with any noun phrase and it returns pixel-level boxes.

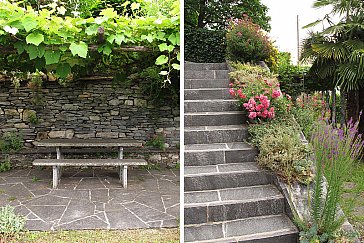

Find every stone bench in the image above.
[33,158,147,189]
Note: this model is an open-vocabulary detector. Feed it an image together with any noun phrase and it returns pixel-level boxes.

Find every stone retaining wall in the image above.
[0,79,180,166]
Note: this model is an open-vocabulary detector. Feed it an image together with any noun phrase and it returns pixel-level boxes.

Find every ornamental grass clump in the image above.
[297,117,364,242]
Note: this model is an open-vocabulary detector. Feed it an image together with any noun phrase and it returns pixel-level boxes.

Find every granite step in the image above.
[184,125,248,144]
[185,79,230,89]
[184,163,271,191]
[184,214,298,243]
[185,111,246,127]
[184,88,231,100]
[184,185,285,225]
[184,142,257,166]
[185,70,229,80]
[184,100,239,113]
[185,62,228,71]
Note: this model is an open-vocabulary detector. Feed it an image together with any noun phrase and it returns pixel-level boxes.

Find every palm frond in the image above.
[336,64,363,91]
[303,19,324,29]
[312,42,349,61]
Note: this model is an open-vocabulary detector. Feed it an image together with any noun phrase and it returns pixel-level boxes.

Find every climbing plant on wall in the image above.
[0,0,180,88]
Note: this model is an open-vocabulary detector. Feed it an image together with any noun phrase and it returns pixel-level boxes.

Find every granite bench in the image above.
[32,139,146,189]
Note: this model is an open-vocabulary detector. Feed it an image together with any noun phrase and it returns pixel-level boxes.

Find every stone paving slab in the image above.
[0,167,179,231]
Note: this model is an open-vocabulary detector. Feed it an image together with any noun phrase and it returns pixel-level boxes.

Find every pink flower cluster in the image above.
[229,88,246,99]
[272,90,281,99]
[243,95,275,119]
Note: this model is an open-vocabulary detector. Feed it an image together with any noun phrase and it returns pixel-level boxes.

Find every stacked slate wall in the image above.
[0,78,180,167]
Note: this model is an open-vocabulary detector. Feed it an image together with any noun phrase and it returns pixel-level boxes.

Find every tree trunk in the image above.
[331,88,336,126]
[340,88,347,126]
[197,0,207,28]
[358,86,364,134]
[347,89,359,123]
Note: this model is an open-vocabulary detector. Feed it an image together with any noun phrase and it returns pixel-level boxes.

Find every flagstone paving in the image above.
[0,167,179,231]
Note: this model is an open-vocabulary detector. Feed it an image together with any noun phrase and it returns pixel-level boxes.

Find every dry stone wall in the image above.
[0,79,180,166]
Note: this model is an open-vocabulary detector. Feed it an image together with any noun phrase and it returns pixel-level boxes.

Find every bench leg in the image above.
[52,165,60,189]
[119,165,128,188]
[118,147,123,160]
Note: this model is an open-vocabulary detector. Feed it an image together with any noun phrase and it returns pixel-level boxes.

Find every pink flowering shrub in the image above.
[229,64,292,121]
[226,15,274,65]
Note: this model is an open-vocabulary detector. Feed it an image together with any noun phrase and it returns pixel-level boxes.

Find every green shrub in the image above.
[229,61,274,78]
[248,119,313,184]
[0,205,25,240]
[293,93,329,140]
[0,159,11,173]
[226,16,273,65]
[27,111,39,125]
[0,132,23,153]
[145,134,166,150]
[185,26,226,63]
[276,52,330,97]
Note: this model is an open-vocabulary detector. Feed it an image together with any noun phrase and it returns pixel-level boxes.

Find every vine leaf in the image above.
[85,24,99,35]
[14,42,25,54]
[44,50,61,65]
[26,33,44,46]
[107,34,116,44]
[21,16,38,32]
[156,32,166,40]
[69,42,88,58]
[158,43,174,52]
[100,8,118,19]
[114,34,125,45]
[103,44,112,55]
[94,16,108,24]
[131,2,140,10]
[56,63,71,78]
[26,44,45,60]
[155,55,168,65]
[141,34,154,43]
[168,33,178,45]
[172,63,180,70]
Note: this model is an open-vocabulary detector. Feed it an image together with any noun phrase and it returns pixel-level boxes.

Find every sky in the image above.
[261,0,335,64]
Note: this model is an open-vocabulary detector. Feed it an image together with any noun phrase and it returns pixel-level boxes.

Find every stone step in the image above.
[185,70,229,80]
[185,111,246,127]
[185,79,230,89]
[184,214,298,243]
[184,100,239,113]
[184,125,248,144]
[185,185,285,225]
[184,163,271,191]
[184,142,257,166]
[185,62,228,71]
[184,88,231,100]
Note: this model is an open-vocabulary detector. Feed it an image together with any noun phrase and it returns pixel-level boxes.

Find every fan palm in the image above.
[301,0,364,91]
[301,0,363,127]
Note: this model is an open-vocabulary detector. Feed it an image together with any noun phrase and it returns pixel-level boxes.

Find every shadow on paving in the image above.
[0,167,180,231]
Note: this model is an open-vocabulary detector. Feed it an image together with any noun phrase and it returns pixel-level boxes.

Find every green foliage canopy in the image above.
[185,0,271,31]
[0,0,180,85]
[301,0,364,91]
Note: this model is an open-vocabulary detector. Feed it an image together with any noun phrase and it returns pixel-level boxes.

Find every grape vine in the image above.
[0,0,180,86]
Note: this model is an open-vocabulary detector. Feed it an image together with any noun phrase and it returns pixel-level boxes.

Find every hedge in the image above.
[185,26,226,63]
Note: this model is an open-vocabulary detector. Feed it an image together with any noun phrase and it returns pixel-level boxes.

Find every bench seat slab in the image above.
[33,159,147,166]
[34,139,143,147]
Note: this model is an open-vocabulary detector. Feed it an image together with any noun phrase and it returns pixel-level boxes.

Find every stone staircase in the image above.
[184,62,299,243]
